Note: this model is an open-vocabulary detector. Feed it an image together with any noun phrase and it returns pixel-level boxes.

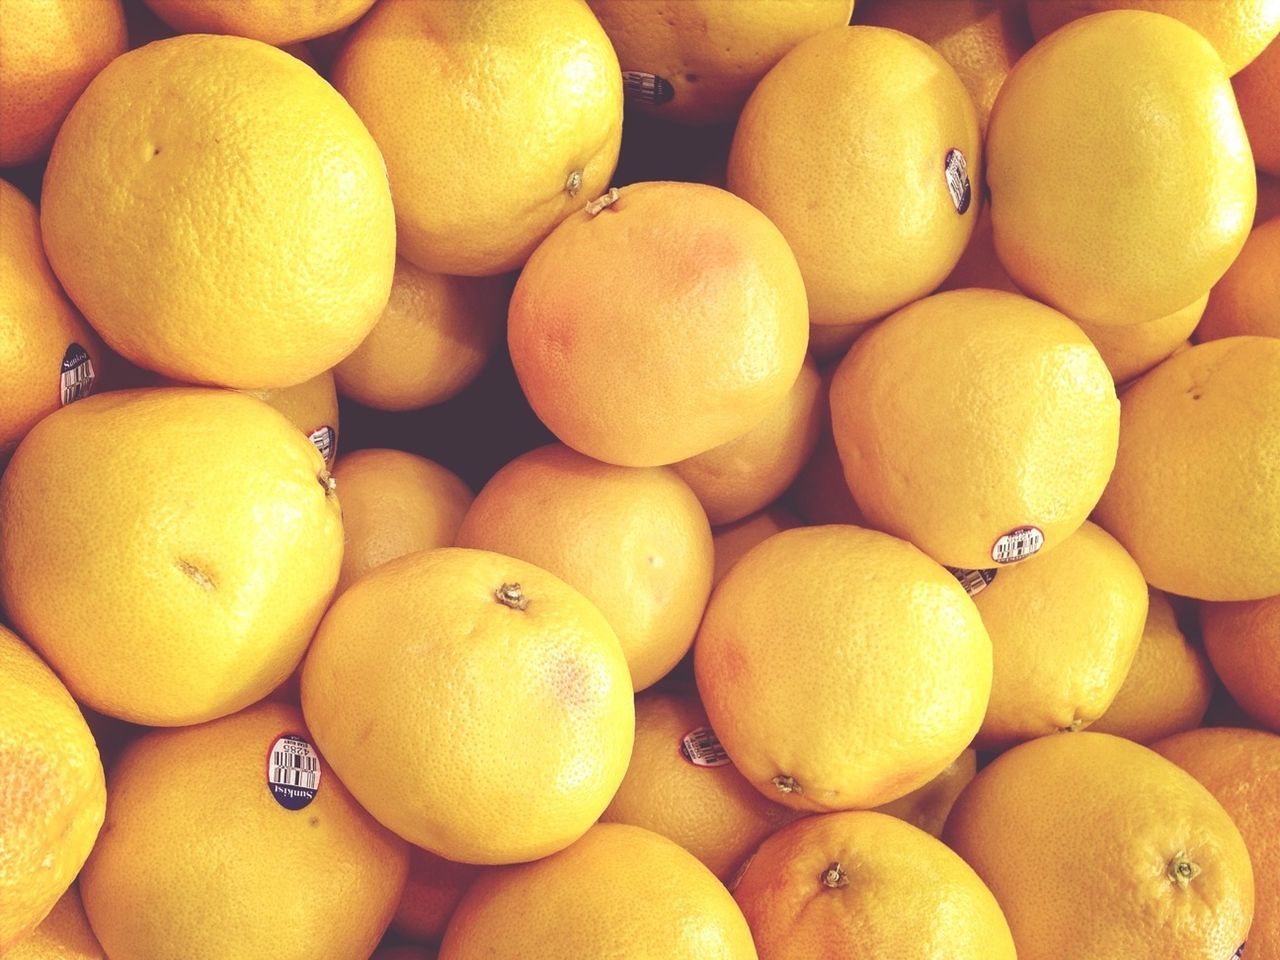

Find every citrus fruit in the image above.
[694,525,992,812]
[373,949,436,960]
[245,371,339,467]
[988,10,1256,325]
[456,443,712,691]
[671,355,822,526]
[712,505,802,587]
[1196,216,1280,341]
[1089,590,1215,744]
[141,0,376,45]
[786,369,866,526]
[1261,172,1280,222]
[806,319,873,363]
[1093,336,1280,600]
[439,823,757,960]
[969,521,1149,750]
[871,749,976,839]
[332,448,473,595]
[0,388,343,725]
[300,547,634,864]
[600,690,798,881]
[334,259,509,411]
[830,289,1119,570]
[0,0,126,166]
[1026,0,1280,75]
[332,0,622,276]
[1152,727,1280,960]
[6,885,104,959]
[1202,594,1280,731]
[0,179,105,459]
[509,181,808,467]
[733,811,1016,960]
[0,625,105,950]
[40,33,395,389]
[727,25,981,327]
[79,701,409,960]
[937,203,1022,294]
[856,0,1033,133]
[391,848,485,945]
[1235,35,1280,174]
[588,0,853,124]
[1076,294,1208,385]
[943,732,1255,960]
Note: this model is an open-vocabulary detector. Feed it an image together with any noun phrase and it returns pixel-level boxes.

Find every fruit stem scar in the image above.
[175,559,215,591]
[495,582,529,611]
[820,862,849,889]
[565,169,583,196]
[772,774,801,795]
[585,188,620,215]
[1166,852,1201,887]
[318,470,337,496]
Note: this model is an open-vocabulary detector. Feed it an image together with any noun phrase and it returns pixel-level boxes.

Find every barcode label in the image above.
[680,726,731,768]
[991,526,1044,565]
[59,343,96,406]
[944,148,972,214]
[1232,944,1246,959]
[266,734,321,810]
[307,425,335,465]
[622,71,675,106]
[947,566,998,597]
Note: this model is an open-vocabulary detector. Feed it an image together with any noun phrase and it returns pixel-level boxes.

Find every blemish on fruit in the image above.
[176,559,215,591]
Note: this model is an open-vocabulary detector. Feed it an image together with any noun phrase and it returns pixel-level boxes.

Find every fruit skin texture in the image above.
[0,0,126,166]
[1152,727,1280,960]
[79,701,409,960]
[728,25,981,327]
[391,848,485,945]
[6,885,104,959]
[142,0,376,45]
[1026,0,1280,75]
[587,0,853,125]
[1197,216,1280,342]
[334,259,509,411]
[831,289,1119,570]
[871,749,976,839]
[508,181,809,467]
[40,34,395,390]
[333,0,622,276]
[600,690,798,881]
[1094,337,1280,601]
[301,547,635,864]
[0,180,106,459]
[712,505,802,587]
[988,10,1256,325]
[1089,590,1214,744]
[0,626,106,951]
[971,521,1149,750]
[1202,594,1280,732]
[244,370,340,467]
[439,823,758,960]
[1234,35,1280,174]
[673,355,824,526]
[943,732,1254,960]
[333,448,473,595]
[733,811,1016,960]
[695,525,992,812]
[0,388,343,726]
[1078,293,1208,385]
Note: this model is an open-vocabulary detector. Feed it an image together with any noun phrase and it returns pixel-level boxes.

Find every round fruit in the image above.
[830,289,1119,570]
[1089,590,1214,744]
[1093,336,1280,600]
[1202,594,1280,731]
[1077,294,1208,385]
[0,0,126,166]
[0,388,343,725]
[245,370,340,467]
[79,701,408,960]
[734,811,1016,960]
[300,547,634,864]
[334,259,509,411]
[1234,35,1280,174]
[142,0,376,45]
[943,732,1254,960]
[672,355,823,526]
[695,525,991,812]
[1026,0,1280,75]
[0,179,105,459]
[970,521,1149,750]
[871,749,976,839]
[333,0,622,276]
[508,181,808,467]
[727,25,981,326]
[373,949,436,960]
[0,626,105,951]
[1197,216,1280,341]
[40,33,395,389]
[332,448,473,595]
[1152,727,1280,960]
[600,690,797,881]
[988,10,1256,325]
[7,885,104,959]
[456,444,712,691]
[937,204,1021,294]
[439,823,757,960]
[587,0,853,125]
[392,848,485,945]
[712,505,802,587]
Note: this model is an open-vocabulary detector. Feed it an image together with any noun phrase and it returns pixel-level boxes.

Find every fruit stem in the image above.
[495,583,529,611]
[565,169,583,197]
[772,774,801,795]
[318,470,337,496]
[585,188,620,215]
[820,862,848,889]
[1166,852,1201,887]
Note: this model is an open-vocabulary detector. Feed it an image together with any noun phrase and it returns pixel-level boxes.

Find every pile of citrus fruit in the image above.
[3,0,1279,958]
